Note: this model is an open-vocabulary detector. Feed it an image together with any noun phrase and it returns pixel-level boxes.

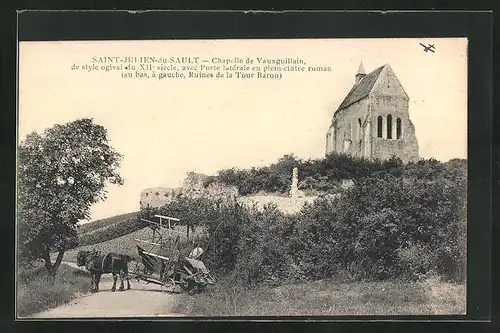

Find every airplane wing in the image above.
[428,48,435,53]
[419,43,427,48]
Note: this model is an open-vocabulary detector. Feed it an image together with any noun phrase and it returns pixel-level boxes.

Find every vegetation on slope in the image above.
[78,212,139,234]
[17,263,92,317]
[62,227,152,262]
[77,213,144,248]
[153,154,467,286]
[203,153,423,195]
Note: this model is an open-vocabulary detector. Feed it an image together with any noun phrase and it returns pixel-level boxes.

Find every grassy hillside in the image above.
[78,212,139,234]
[75,212,147,248]
[63,227,151,262]
[62,225,205,263]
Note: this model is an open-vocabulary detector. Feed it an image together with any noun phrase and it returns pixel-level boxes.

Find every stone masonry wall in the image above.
[369,79,419,163]
[327,98,369,158]
[140,187,178,209]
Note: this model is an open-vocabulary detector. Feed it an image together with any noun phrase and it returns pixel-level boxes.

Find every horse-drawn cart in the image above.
[129,215,216,294]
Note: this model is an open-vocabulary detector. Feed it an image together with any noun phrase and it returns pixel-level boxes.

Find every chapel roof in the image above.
[336,64,386,112]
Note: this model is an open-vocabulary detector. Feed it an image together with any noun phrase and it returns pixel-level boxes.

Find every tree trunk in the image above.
[52,250,65,275]
[42,247,65,280]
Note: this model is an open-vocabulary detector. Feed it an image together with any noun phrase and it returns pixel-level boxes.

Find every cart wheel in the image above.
[161,278,176,293]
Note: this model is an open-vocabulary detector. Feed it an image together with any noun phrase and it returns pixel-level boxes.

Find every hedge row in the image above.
[204,153,461,195]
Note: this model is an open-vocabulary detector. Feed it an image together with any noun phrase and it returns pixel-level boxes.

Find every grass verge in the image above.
[171,277,466,316]
[17,263,92,318]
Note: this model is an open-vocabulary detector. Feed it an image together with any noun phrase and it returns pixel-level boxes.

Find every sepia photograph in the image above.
[16,37,468,318]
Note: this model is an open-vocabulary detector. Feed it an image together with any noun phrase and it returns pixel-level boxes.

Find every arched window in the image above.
[344,123,352,141]
[396,118,402,139]
[387,114,393,139]
[357,118,362,140]
[343,124,352,152]
[377,116,383,138]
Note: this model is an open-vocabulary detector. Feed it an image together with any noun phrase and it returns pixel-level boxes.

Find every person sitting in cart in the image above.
[189,241,204,260]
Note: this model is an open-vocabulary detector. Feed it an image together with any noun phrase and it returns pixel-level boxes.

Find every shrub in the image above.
[231,205,293,286]
[291,172,467,282]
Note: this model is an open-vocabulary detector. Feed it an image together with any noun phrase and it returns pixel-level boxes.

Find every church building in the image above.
[325,63,419,163]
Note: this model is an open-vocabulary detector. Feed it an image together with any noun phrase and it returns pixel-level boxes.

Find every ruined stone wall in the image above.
[328,98,369,158]
[139,187,178,209]
[139,183,239,209]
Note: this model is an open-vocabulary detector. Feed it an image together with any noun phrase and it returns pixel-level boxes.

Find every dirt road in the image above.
[31,262,186,318]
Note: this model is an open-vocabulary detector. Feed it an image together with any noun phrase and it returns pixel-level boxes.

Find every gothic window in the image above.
[357,118,362,140]
[396,118,402,139]
[344,140,350,152]
[331,128,336,151]
[377,116,383,138]
[344,123,352,141]
[387,114,393,139]
[343,124,352,153]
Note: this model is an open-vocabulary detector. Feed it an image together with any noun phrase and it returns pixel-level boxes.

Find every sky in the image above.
[18,38,468,221]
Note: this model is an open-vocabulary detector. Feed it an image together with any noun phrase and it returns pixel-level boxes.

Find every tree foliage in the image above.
[18,118,123,276]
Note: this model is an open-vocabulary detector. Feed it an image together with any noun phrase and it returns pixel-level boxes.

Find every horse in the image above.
[76,249,133,293]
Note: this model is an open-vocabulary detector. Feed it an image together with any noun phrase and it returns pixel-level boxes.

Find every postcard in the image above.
[16,37,468,319]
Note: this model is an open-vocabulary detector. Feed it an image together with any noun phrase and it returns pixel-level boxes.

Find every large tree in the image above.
[18,118,124,277]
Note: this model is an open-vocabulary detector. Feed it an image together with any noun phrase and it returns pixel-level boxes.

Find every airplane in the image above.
[420,43,435,53]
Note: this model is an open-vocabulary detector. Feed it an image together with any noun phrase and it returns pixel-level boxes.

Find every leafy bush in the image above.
[290,168,466,283]
[142,193,292,284]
